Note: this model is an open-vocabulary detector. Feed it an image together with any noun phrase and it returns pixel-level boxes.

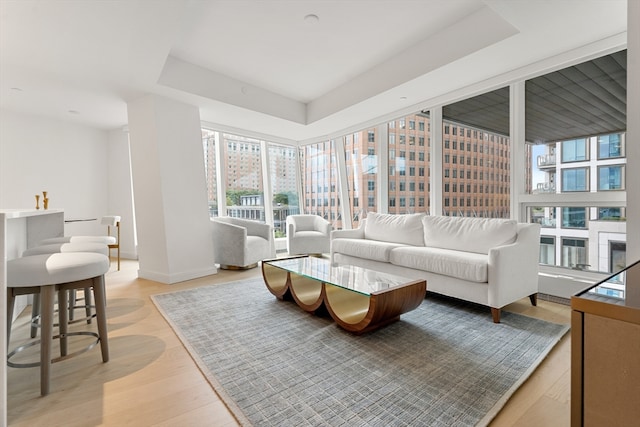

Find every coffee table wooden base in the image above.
[262,262,426,334]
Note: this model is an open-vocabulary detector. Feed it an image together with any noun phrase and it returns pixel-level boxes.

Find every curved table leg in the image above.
[289,274,324,312]
[262,262,291,300]
[323,280,426,334]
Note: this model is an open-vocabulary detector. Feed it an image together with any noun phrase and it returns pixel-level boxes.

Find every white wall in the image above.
[0,110,108,230]
[106,128,137,260]
[0,110,136,259]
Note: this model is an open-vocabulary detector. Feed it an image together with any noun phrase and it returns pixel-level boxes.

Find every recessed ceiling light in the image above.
[400,96,407,100]
[304,14,319,24]
[10,87,23,92]
[68,110,80,115]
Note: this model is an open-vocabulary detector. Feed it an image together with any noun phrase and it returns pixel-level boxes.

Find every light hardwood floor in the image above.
[7,259,571,426]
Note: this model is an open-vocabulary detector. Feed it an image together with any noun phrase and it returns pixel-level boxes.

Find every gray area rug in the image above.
[152,278,569,427]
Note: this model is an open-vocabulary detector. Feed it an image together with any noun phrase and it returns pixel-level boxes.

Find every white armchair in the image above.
[286,214,331,255]
[211,217,276,269]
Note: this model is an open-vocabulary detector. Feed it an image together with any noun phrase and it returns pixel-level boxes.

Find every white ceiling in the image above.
[0,0,628,143]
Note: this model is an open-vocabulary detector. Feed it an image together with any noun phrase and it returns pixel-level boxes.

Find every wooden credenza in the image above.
[571,260,640,427]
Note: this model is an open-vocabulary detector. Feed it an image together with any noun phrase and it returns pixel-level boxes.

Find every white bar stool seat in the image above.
[22,242,109,335]
[39,235,116,245]
[23,242,109,257]
[39,215,122,270]
[6,252,110,396]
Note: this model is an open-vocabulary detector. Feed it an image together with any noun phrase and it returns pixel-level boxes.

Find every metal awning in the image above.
[440,49,627,144]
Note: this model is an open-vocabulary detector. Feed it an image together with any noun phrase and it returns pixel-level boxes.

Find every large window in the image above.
[388,115,429,215]
[562,207,587,229]
[200,54,626,282]
[598,133,623,159]
[345,129,377,225]
[562,238,588,269]
[540,236,556,265]
[561,138,588,162]
[223,134,265,221]
[202,129,301,237]
[269,144,300,237]
[202,129,219,217]
[561,168,589,192]
[598,165,624,190]
[442,87,511,218]
[300,140,341,227]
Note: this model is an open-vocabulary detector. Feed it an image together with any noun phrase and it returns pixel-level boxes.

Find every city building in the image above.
[533,133,627,273]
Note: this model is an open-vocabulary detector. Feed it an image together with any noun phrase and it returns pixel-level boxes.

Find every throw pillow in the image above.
[364,212,426,246]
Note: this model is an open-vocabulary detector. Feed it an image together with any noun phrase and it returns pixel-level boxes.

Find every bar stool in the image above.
[39,215,121,270]
[6,252,110,396]
[22,242,109,337]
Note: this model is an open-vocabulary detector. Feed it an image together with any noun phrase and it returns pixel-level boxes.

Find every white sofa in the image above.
[330,212,541,322]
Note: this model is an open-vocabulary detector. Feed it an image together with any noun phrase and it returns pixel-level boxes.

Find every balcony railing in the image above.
[537,154,556,168]
[534,183,556,194]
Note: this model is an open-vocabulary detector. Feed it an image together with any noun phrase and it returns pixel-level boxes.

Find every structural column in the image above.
[627,0,640,263]
[510,82,526,221]
[127,95,216,283]
[429,107,443,216]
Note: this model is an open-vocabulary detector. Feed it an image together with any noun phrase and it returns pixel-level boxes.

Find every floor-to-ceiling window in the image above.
[387,114,430,216]
[201,48,627,281]
[202,129,219,217]
[222,134,265,221]
[268,143,300,236]
[299,140,341,227]
[442,87,513,219]
[525,50,627,274]
[202,128,301,237]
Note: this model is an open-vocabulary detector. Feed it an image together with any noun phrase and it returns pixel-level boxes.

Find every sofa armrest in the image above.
[487,223,541,308]
[330,227,364,240]
[330,221,365,265]
[330,218,366,241]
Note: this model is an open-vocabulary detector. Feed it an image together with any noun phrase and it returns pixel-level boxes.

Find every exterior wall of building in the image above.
[535,134,627,273]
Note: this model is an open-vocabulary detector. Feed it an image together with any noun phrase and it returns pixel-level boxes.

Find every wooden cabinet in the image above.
[571,260,640,427]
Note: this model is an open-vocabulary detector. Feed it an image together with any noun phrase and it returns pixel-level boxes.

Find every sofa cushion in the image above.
[390,246,489,282]
[331,238,405,263]
[422,216,517,254]
[364,212,426,246]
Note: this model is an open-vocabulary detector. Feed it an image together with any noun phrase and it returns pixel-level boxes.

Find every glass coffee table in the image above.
[262,256,426,333]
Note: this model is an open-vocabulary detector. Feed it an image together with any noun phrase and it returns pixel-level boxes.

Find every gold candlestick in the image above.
[35,194,40,210]
[42,191,48,210]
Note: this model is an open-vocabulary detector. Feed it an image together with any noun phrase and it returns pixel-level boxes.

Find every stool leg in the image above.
[7,289,15,351]
[84,287,92,324]
[58,288,69,357]
[93,275,109,362]
[40,285,55,396]
[30,293,40,338]
[68,289,76,321]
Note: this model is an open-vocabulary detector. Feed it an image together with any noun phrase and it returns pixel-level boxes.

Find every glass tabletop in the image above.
[264,257,415,296]
[575,259,640,309]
